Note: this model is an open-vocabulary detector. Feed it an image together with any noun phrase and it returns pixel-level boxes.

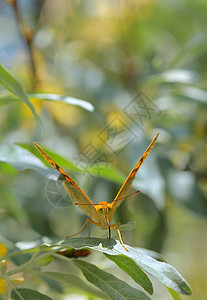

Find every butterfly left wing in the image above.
[33,142,100,223]
[111,131,160,216]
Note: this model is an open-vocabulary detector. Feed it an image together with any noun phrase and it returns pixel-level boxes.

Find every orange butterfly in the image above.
[33,131,159,251]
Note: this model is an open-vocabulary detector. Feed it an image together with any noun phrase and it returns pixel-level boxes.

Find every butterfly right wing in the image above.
[111,131,160,215]
[33,142,100,223]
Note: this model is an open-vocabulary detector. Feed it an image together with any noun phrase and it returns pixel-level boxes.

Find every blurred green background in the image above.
[0,0,207,299]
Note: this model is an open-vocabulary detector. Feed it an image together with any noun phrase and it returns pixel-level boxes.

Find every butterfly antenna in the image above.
[74,202,95,206]
[75,190,140,207]
[113,190,141,202]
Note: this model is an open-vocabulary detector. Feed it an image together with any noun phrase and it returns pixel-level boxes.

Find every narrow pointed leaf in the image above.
[74,260,151,300]
[0,143,125,184]
[29,93,94,111]
[40,271,107,299]
[0,63,39,124]
[180,86,207,104]
[33,146,125,183]
[134,248,166,262]
[105,254,153,295]
[148,69,198,85]
[61,237,192,295]
[0,143,46,172]
[167,287,183,300]
[11,288,52,300]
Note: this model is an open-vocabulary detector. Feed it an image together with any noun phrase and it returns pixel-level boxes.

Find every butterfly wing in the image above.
[111,131,160,215]
[33,142,100,223]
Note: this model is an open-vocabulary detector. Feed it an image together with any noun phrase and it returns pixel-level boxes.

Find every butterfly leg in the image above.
[106,222,121,239]
[110,225,128,252]
[65,219,101,238]
[108,222,120,239]
[85,219,101,237]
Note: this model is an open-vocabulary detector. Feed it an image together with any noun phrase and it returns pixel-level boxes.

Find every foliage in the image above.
[0,0,207,299]
[0,67,192,299]
[1,237,191,300]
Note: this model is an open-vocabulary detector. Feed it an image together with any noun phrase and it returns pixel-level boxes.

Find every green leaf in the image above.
[0,143,47,174]
[0,92,95,112]
[167,287,183,300]
[29,93,94,111]
[30,144,126,183]
[0,63,39,124]
[0,92,18,105]
[105,254,153,295]
[87,162,125,183]
[40,271,107,299]
[62,237,117,250]
[0,142,125,185]
[36,256,54,267]
[11,288,53,300]
[61,237,192,296]
[35,147,125,183]
[31,145,81,172]
[74,260,151,300]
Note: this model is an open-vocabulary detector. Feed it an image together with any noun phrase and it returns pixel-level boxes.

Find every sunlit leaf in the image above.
[0,142,45,171]
[87,162,125,183]
[180,86,207,104]
[134,248,166,262]
[29,93,94,111]
[0,92,95,112]
[167,287,183,300]
[61,237,192,296]
[0,142,125,185]
[149,69,198,85]
[0,143,61,180]
[31,145,125,182]
[0,63,39,124]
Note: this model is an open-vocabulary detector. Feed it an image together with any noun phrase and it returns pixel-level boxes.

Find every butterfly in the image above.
[33,131,159,251]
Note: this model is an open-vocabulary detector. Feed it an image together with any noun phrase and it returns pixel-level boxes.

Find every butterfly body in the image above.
[33,131,159,251]
[94,201,113,227]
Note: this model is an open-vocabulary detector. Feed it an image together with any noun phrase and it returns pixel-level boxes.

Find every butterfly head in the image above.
[95,201,113,217]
